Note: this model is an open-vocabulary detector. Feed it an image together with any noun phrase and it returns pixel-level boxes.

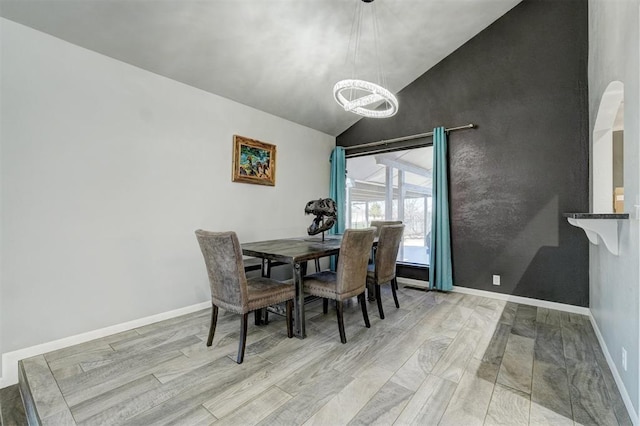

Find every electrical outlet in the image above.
[622,347,627,371]
[492,275,501,286]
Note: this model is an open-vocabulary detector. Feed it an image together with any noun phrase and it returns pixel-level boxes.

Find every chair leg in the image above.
[336,300,347,344]
[323,298,329,314]
[254,309,262,326]
[237,313,249,364]
[286,300,293,338]
[315,258,321,272]
[263,308,269,325]
[391,278,400,309]
[359,292,370,328]
[376,284,385,319]
[207,304,218,346]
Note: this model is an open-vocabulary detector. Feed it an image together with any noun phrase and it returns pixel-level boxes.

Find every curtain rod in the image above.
[343,123,476,152]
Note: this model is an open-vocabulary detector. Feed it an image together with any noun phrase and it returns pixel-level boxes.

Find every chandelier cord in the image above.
[333,0,398,118]
[371,1,387,108]
[372,2,381,87]
[346,0,359,79]
[351,1,365,102]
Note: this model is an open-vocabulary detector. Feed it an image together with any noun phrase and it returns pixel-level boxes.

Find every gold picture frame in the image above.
[232,135,276,186]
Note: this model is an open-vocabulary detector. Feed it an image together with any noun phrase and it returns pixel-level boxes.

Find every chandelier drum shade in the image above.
[334,0,398,118]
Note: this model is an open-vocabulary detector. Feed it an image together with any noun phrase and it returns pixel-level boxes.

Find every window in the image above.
[346,147,432,266]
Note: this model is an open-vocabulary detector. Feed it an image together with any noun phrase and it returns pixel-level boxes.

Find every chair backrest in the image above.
[336,228,376,296]
[370,220,403,238]
[195,230,248,313]
[375,224,405,283]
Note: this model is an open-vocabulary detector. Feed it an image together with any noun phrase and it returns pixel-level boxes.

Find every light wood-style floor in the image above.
[1,383,27,425]
[16,286,632,425]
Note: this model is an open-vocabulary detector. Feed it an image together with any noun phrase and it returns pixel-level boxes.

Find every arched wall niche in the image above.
[593,80,624,213]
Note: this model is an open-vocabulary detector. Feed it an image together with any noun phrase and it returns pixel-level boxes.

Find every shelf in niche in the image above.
[563,213,629,255]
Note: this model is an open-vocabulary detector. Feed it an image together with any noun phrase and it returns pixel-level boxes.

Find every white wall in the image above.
[588,0,640,418]
[0,21,3,379]
[0,19,334,379]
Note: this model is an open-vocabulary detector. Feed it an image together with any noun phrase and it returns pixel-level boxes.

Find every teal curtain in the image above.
[329,147,346,271]
[329,147,346,235]
[429,127,453,291]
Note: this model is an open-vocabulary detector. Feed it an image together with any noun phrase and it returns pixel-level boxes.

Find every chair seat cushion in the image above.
[304,271,362,301]
[246,276,295,312]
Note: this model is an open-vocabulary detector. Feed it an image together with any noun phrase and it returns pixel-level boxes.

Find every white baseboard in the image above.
[0,301,210,388]
[588,313,639,426]
[397,277,430,289]
[397,279,590,315]
[451,285,591,315]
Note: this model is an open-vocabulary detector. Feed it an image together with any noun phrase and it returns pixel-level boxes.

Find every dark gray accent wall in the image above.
[337,0,589,306]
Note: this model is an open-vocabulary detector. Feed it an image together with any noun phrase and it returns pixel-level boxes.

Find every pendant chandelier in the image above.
[333,0,398,118]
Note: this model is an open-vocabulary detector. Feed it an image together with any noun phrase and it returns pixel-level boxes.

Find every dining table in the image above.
[241,235,344,338]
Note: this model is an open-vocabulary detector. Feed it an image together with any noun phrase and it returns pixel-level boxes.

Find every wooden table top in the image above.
[241,236,343,263]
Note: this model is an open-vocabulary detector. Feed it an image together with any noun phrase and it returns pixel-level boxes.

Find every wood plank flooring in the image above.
[13,287,632,425]
[1,383,27,425]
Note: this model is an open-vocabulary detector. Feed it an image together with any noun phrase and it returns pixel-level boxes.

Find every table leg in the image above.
[255,258,271,326]
[293,262,306,338]
[261,258,271,278]
[367,281,376,302]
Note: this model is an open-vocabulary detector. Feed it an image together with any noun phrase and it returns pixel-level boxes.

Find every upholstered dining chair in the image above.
[368,220,403,293]
[370,220,403,238]
[303,228,376,344]
[366,224,405,319]
[195,229,294,364]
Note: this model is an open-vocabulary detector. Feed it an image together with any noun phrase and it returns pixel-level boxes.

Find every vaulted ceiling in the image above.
[0,0,521,136]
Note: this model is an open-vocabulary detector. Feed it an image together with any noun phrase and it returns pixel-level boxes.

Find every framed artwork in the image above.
[232,135,276,186]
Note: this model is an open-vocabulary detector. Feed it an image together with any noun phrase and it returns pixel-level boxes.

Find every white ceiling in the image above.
[0,0,521,136]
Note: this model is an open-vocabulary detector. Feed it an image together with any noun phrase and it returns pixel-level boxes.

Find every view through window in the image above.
[346,147,432,266]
